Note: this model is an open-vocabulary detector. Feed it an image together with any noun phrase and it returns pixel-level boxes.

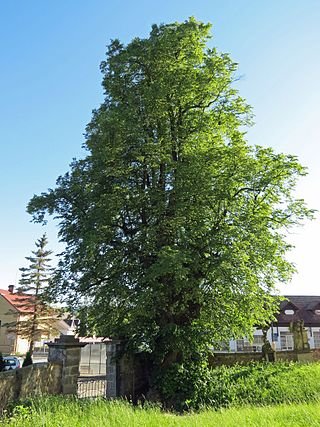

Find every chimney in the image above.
[8,285,14,293]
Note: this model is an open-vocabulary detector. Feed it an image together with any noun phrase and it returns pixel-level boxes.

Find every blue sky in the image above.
[1,1,319,294]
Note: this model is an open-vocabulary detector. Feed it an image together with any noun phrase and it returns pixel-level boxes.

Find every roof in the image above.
[0,289,35,313]
[79,337,110,343]
[276,296,320,327]
[64,319,80,328]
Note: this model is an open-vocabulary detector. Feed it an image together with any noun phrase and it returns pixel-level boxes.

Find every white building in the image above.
[219,296,320,353]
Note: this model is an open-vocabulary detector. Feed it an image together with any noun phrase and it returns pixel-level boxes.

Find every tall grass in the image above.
[158,360,320,410]
[3,397,320,427]
[207,361,320,407]
[3,362,320,425]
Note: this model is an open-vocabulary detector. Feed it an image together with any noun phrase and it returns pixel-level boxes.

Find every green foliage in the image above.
[155,359,215,411]
[0,352,6,372]
[158,361,320,411]
[10,404,32,421]
[27,17,313,403]
[217,361,320,407]
[3,396,320,427]
[22,352,33,367]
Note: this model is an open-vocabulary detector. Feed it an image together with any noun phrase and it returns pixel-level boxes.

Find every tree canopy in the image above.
[28,17,312,386]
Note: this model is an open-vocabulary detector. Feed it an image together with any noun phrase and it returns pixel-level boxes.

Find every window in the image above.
[280,332,294,350]
[284,309,294,315]
[314,332,320,348]
[253,335,264,345]
[236,336,263,352]
[236,339,245,351]
[252,335,263,351]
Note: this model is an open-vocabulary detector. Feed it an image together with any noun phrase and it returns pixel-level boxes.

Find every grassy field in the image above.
[157,361,320,410]
[3,397,320,427]
[3,362,320,426]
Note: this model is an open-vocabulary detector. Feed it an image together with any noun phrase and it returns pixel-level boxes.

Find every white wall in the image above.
[225,325,320,352]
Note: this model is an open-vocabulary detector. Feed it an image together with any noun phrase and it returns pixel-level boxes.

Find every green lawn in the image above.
[4,362,320,426]
[3,397,320,427]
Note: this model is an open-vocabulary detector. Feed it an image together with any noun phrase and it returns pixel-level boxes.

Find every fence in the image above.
[77,375,107,398]
[78,343,107,398]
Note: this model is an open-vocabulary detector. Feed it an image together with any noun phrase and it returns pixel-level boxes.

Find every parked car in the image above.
[3,356,21,370]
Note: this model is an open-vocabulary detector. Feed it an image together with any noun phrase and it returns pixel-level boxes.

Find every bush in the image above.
[156,359,215,412]
[156,360,320,411]
[0,352,6,372]
[22,352,33,367]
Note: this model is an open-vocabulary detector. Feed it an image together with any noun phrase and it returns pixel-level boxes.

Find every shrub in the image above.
[22,352,33,367]
[156,360,320,411]
[0,352,6,372]
[155,359,215,412]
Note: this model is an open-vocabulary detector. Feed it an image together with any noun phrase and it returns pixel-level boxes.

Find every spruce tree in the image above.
[9,235,58,355]
[0,352,6,372]
[22,351,33,367]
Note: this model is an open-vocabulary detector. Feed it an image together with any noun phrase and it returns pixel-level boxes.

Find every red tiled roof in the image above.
[0,289,35,313]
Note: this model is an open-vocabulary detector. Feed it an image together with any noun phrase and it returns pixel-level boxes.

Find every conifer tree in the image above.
[0,352,5,372]
[8,235,58,355]
[22,351,33,367]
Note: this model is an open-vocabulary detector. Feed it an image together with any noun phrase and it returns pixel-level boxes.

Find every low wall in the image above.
[211,349,320,366]
[210,352,263,366]
[19,363,62,398]
[0,370,17,413]
[276,349,320,363]
[0,362,62,413]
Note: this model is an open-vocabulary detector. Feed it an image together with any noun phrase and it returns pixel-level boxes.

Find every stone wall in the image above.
[47,335,86,395]
[19,363,62,398]
[211,349,320,366]
[275,350,299,362]
[0,362,62,413]
[210,352,263,366]
[0,335,86,413]
[106,341,120,398]
[118,353,150,401]
[106,341,149,402]
[0,370,17,413]
[276,349,320,363]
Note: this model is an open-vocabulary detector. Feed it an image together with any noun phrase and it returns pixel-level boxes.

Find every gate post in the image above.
[47,335,87,395]
[106,340,122,398]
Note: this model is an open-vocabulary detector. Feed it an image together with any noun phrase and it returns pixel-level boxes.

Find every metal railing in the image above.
[77,376,107,398]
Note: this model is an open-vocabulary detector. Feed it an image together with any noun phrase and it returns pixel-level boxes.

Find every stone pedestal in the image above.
[47,335,87,395]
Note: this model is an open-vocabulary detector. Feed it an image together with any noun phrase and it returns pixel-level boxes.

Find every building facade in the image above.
[0,286,75,355]
[219,296,320,353]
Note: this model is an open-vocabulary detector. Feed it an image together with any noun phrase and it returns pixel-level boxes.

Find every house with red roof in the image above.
[0,286,75,354]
